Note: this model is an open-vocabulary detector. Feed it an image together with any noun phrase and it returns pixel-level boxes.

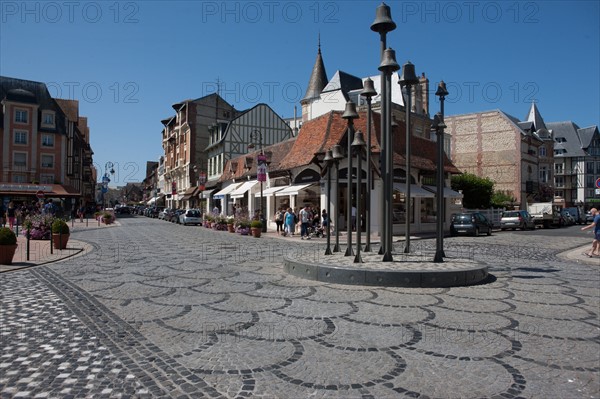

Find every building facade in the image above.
[547,121,600,208]
[445,104,553,209]
[0,76,95,209]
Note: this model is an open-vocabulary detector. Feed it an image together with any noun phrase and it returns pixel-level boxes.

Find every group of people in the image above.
[581,207,600,257]
[274,205,328,239]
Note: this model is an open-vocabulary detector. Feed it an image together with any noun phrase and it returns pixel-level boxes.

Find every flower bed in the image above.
[21,214,55,240]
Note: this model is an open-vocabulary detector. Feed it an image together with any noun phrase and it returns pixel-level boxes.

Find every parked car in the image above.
[500,210,535,231]
[179,209,202,226]
[450,212,493,236]
[170,209,185,223]
[586,211,595,223]
[158,208,172,220]
[560,210,575,226]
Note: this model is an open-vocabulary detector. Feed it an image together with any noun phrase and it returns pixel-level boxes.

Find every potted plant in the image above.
[235,218,251,235]
[102,212,114,224]
[204,215,214,228]
[0,227,18,265]
[250,220,262,238]
[51,219,70,250]
[227,218,235,233]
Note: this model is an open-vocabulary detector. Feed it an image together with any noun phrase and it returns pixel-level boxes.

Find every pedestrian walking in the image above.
[7,202,16,230]
[581,208,600,257]
[275,208,284,234]
[284,207,295,237]
[299,205,311,240]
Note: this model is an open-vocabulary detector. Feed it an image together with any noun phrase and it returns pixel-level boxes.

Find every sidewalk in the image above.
[0,217,117,273]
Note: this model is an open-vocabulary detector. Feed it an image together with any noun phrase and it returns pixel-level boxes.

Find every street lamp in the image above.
[248,129,267,232]
[399,60,419,254]
[371,2,396,259]
[342,101,359,257]
[360,77,377,252]
[379,48,400,261]
[101,161,115,209]
[352,130,367,263]
[434,80,449,262]
[432,112,447,263]
[323,149,334,255]
[331,145,344,252]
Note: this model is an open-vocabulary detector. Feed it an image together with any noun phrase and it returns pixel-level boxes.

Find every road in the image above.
[1,216,598,398]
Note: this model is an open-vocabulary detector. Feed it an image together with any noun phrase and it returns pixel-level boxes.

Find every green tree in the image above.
[491,190,516,209]
[451,173,494,209]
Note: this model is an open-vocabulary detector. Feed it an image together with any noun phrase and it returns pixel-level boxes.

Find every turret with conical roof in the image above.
[526,102,547,132]
[301,39,328,121]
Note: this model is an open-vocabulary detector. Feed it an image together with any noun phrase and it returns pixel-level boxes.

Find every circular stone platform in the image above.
[283,249,488,288]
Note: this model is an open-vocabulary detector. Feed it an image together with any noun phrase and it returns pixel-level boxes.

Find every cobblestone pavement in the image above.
[1,217,599,398]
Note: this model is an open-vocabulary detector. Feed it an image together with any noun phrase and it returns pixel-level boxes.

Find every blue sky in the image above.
[2,0,599,185]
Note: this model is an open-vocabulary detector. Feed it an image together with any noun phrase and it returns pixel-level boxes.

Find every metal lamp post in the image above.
[379,48,400,261]
[249,130,267,232]
[352,131,367,263]
[399,61,419,254]
[360,78,377,252]
[342,101,359,257]
[435,81,449,260]
[323,149,334,255]
[331,145,344,252]
[432,112,447,263]
[371,3,396,257]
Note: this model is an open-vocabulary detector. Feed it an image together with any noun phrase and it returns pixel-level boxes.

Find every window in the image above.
[12,174,26,183]
[41,154,54,168]
[42,134,54,147]
[14,130,27,145]
[555,137,566,143]
[539,166,548,183]
[13,152,26,167]
[555,163,564,174]
[42,112,55,127]
[539,146,546,157]
[40,174,54,184]
[15,109,28,123]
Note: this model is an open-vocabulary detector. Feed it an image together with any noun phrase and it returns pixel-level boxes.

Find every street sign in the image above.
[36,190,45,199]
[595,177,600,189]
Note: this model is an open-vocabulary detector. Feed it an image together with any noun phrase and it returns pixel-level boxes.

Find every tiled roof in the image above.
[55,99,79,122]
[277,110,458,174]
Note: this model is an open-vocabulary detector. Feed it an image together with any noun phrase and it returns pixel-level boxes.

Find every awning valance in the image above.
[423,186,464,198]
[230,180,259,199]
[254,186,286,197]
[213,183,242,199]
[201,189,215,199]
[393,183,435,198]
[275,183,314,197]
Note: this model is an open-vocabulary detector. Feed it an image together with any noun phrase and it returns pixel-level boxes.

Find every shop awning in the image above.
[201,189,215,199]
[230,180,259,199]
[275,183,314,197]
[254,186,286,196]
[0,183,80,197]
[213,183,242,199]
[423,186,464,198]
[181,186,199,200]
[393,183,435,198]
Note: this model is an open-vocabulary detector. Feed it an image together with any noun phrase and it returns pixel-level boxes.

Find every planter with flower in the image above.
[94,211,102,221]
[227,217,235,233]
[0,227,18,265]
[102,212,114,224]
[203,215,214,228]
[22,214,54,240]
[250,220,262,238]
[236,218,251,235]
[212,216,228,231]
[51,219,70,250]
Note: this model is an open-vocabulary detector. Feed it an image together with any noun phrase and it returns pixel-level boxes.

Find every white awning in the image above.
[201,189,215,199]
[275,183,314,197]
[213,183,242,199]
[230,180,259,199]
[423,186,464,198]
[254,186,286,196]
[393,183,435,198]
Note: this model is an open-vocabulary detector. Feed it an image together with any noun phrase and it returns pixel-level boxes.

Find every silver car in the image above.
[500,210,535,230]
[179,209,202,226]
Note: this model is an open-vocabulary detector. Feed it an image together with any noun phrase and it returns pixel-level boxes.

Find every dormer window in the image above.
[15,109,28,123]
[42,111,55,127]
[555,137,566,143]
